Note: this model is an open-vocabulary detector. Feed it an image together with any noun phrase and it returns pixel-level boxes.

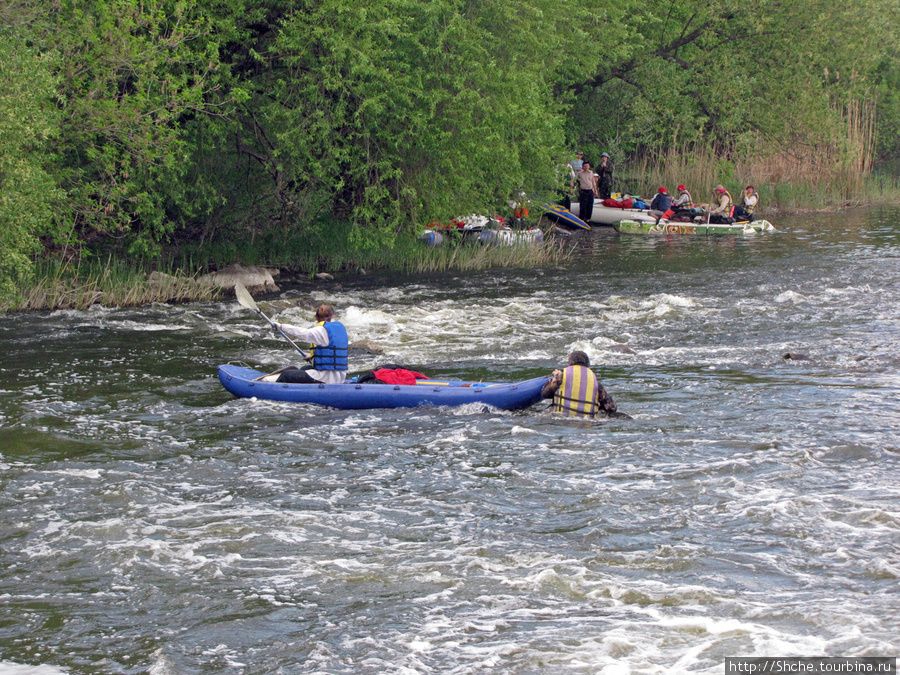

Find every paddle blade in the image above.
[234,282,258,311]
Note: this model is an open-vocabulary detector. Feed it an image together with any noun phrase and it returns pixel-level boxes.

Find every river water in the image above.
[0,208,898,674]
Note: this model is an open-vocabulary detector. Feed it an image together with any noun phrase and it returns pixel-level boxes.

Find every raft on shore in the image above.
[420,215,544,247]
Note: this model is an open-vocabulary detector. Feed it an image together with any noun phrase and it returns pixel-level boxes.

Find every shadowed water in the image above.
[0,208,898,674]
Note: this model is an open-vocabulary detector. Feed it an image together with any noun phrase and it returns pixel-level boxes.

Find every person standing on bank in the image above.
[541,350,619,418]
[571,160,598,223]
[596,153,614,199]
[268,303,348,384]
[569,150,585,173]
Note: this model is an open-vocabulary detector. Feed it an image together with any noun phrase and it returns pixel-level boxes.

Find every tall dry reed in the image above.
[628,95,880,211]
[399,230,573,274]
[3,263,220,313]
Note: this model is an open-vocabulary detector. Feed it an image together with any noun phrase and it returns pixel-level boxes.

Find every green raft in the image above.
[613,219,776,235]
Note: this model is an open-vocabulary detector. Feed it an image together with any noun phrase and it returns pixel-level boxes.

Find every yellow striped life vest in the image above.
[553,365,600,417]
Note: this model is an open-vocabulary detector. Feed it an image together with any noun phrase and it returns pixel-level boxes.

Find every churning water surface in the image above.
[0,208,898,674]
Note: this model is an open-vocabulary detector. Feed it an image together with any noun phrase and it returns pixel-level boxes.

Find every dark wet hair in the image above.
[315,303,334,321]
[568,350,590,367]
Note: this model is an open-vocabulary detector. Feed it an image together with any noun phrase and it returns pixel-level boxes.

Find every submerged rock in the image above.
[349,339,385,355]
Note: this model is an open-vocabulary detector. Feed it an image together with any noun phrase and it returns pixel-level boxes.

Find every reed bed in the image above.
[3,229,572,313]
[625,97,888,211]
[391,232,574,274]
[3,259,219,313]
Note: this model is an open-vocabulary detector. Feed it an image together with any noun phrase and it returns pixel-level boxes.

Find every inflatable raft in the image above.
[613,219,776,235]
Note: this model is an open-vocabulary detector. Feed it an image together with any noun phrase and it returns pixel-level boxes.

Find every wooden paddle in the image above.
[234,282,309,359]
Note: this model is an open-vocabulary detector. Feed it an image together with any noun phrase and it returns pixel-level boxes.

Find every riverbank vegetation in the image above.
[0,227,572,313]
[2,0,899,311]
[8,258,221,312]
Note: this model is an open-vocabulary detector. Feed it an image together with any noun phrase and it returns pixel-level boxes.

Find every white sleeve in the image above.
[278,323,330,346]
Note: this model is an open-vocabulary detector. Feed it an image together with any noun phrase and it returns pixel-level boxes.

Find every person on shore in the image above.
[732,185,758,222]
[571,160,598,223]
[541,350,619,418]
[650,187,672,223]
[569,151,584,174]
[265,303,349,384]
[596,153,614,199]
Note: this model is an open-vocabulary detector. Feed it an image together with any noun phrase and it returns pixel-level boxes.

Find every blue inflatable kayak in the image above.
[217,364,549,411]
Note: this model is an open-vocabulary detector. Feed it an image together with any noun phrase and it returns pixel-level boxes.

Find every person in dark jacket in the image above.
[596,153,614,199]
[649,187,673,223]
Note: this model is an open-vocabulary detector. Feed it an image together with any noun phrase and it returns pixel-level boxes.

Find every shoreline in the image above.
[2,202,888,315]
[1,228,572,314]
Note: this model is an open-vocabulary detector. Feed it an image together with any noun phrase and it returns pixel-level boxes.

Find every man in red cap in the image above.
[669,184,694,221]
[649,186,672,223]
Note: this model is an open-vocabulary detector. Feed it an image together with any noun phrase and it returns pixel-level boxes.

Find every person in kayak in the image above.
[670,184,694,219]
[267,303,349,383]
[541,350,619,417]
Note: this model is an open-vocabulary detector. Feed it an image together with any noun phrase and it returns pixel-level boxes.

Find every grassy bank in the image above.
[3,258,223,313]
[2,227,573,313]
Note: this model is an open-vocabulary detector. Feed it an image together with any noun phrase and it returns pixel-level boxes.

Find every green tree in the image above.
[565,0,898,174]
[195,0,598,249]
[48,0,234,257]
[0,30,63,302]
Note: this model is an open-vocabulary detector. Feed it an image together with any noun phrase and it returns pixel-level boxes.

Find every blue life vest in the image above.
[312,321,349,371]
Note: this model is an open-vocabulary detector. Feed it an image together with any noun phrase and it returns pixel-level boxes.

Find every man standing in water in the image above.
[266,303,349,384]
[541,351,620,418]
[571,160,598,223]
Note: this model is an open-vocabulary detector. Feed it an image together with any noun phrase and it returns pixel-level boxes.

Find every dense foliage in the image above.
[0,25,62,298]
[567,0,900,184]
[1,0,898,301]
